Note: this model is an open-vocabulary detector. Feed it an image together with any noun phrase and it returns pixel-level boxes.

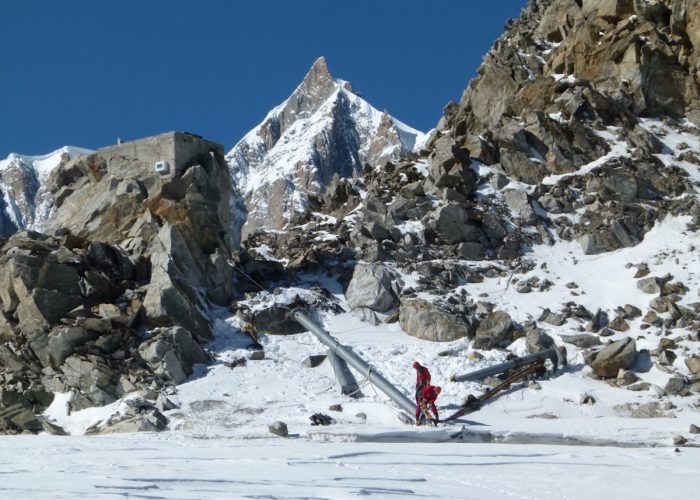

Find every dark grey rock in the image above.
[303,355,327,368]
[249,351,265,361]
[269,421,289,437]
[591,337,637,378]
[665,377,686,396]
[473,311,513,350]
[538,308,566,326]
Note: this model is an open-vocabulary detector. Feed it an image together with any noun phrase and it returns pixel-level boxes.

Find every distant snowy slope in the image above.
[0,146,92,235]
[226,56,427,242]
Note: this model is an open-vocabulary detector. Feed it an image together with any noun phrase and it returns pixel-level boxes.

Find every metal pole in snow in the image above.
[326,349,362,398]
[292,309,416,417]
[451,346,564,383]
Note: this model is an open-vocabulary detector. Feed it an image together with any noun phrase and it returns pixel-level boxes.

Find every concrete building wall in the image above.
[97,132,224,177]
[172,132,224,175]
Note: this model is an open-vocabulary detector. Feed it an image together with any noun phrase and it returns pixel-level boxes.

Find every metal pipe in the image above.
[327,349,362,398]
[292,309,416,417]
[451,346,563,383]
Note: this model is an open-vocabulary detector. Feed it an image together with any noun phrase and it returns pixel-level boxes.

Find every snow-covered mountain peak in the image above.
[0,146,92,178]
[0,145,92,236]
[226,57,426,241]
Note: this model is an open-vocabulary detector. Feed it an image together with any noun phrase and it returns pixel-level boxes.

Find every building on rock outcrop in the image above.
[96,132,224,179]
[0,131,237,434]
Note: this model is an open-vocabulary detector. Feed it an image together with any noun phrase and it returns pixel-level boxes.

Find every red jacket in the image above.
[415,366,431,389]
[421,385,441,403]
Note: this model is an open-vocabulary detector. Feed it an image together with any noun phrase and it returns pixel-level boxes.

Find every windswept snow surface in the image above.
[1,434,696,499]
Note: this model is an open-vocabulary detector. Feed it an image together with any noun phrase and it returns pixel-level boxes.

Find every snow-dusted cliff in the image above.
[226,56,427,242]
[0,146,92,236]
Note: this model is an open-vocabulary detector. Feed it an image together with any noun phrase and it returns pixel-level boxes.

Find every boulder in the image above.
[637,277,662,294]
[399,298,472,342]
[346,263,398,313]
[685,356,700,375]
[247,303,307,335]
[503,189,536,223]
[665,377,686,396]
[526,328,554,353]
[269,421,289,437]
[138,327,209,385]
[16,289,83,338]
[29,326,98,368]
[433,204,482,244]
[617,369,640,386]
[62,355,118,408]
[538,308,566,326]
[0,403,43,433]
[473,311,513,350]
[608,316,630,332]
[591,337,637,378]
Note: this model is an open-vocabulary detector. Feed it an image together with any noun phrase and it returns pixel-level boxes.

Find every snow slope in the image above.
[4,184,699,499]
[42,216,699,444]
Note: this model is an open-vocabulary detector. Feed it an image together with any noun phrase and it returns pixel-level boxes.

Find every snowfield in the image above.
[2,434,697,499]
[2,209,697,498]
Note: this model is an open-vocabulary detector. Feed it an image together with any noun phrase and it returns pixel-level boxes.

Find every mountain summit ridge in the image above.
[226,57,427,242]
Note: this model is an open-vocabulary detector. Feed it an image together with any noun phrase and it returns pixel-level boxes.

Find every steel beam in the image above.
[327,349,362,398]
[292,310,415,417]
[451,346,564,383]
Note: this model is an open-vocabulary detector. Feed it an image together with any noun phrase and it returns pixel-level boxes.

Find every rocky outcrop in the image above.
[431,0,699,254]
[0,147,91,237]
[0,133,236,434]
[44,132,234,341]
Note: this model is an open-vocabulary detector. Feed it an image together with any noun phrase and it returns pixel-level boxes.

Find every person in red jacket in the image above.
[413,361,431,404]
[417,385,441,424]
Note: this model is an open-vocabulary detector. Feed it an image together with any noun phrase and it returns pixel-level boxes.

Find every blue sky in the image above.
[0,0,527,157]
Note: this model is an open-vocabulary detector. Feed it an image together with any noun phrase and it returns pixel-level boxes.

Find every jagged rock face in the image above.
[0,147,91,237]
[432,0,700,254]
[227,56,426,242]
[456,0,700,143]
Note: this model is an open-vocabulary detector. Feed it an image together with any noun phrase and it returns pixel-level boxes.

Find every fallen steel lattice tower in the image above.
[445,346,565,422]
